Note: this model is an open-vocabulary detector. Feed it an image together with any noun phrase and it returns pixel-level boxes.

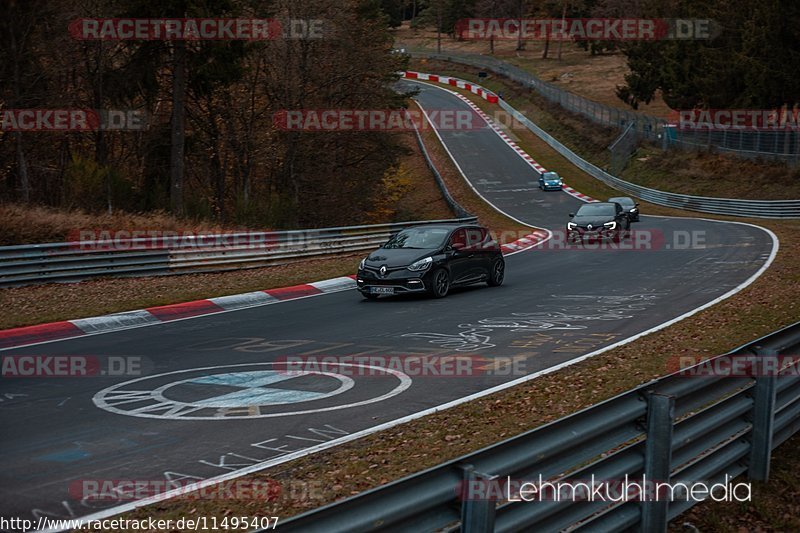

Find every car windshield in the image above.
[609,197,634,207]
[576,204,616,216]
[382,228,450,249]
[544,172,560,180]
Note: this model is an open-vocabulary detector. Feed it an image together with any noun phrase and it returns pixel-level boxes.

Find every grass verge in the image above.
[113,218,798,529]
[393,22,673,116]
[106,79,800,530]
[412,59,800,201]
[670,431,800,532]
[0,128,457,330]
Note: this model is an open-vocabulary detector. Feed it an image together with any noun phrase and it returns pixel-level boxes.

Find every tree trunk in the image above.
[557,2,567,61]
[437,9,442,53]
[15,133,30,203]
[170,40,187,215]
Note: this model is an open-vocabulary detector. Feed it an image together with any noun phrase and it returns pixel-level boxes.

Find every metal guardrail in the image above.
[407,111,473,219]
[406,48,800,165]
[405,48,664,138]
[0,217,477,287]
[0,114,477,288]
[496,99,800,218]
[273,322,800,533]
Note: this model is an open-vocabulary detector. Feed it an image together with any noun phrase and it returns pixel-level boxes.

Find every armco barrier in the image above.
[0,217,477,287]
[404,70,800,218]
[405,49,799,165]
[498,98,800,218]
[272,322,800,533]
[403,70,499,103]
[407,110,473,219]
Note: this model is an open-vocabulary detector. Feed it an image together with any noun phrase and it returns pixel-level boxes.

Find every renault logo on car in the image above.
[379,265,387,277]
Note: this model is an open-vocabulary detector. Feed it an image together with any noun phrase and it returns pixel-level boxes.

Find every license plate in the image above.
[371,287,394,294]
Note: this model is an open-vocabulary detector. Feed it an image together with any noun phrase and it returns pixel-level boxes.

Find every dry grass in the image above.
[0,204,239,247]
[115,219,800,529]
[414,59,800,201]
[108,78,800,529]
[0,132,451,247]
[410,100,532,239]
[672,431,800,532]
[394,21,673,116]
[0,129,459,330]
[44,70,799,532]
[0,255,364,330]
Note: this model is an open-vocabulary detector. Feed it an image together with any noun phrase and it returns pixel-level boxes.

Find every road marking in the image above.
[51,79,782,530]
[93,363,411,420]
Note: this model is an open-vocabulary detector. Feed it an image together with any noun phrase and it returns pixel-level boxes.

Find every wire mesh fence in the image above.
[406,48,799,165]
[608,121,638,176]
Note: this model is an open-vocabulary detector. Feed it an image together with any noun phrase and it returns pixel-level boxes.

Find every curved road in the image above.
[0,81,775,524]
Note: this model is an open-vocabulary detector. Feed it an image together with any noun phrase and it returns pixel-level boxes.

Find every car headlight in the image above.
[567,222,577,230]
[630,208,638,213]
[604,221,617,229]
[407,256,433,271]
[359,258,366,270]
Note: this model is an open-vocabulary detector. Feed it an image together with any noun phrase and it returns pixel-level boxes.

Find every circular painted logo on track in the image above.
[93,362,411,420]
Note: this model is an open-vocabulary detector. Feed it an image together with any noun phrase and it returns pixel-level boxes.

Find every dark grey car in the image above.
[356,224,505,299]
[608,196,640,222]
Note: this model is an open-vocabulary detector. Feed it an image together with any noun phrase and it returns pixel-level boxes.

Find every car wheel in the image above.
[362,293,379,300]
[487,258,505,287]
[429,268,450,298]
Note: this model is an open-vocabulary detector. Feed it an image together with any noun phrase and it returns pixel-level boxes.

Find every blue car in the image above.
[538,171,563,191]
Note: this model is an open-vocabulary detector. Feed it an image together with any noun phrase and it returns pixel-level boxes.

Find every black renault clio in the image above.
[566,202,631,242]
[356,224,505,299]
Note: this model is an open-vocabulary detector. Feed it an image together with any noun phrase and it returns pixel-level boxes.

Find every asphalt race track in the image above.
[0,80,775,524]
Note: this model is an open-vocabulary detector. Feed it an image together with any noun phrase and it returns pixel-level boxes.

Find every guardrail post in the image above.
[641,393,675,533]
[748,348,778,481]
[460,464,497,533]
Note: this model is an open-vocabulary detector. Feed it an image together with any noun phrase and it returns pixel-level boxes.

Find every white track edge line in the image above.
[38,84,781,531]
[55,223,778,530]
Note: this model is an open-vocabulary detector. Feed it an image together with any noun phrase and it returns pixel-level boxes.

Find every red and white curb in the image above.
[0,232,544,349]
[401,71,499,103]
[561,184,596,203]
[501,229,550,254]
[0,276,358,350]
[406,70,600,204]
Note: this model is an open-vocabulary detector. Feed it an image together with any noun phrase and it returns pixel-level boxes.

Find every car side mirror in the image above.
[568,213,574,218]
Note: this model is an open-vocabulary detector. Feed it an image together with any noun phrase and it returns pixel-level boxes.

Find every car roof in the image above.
[406,223,482,231]
[580,201,617,207]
